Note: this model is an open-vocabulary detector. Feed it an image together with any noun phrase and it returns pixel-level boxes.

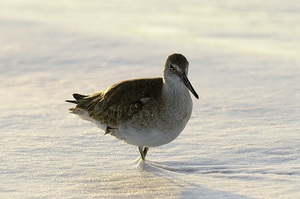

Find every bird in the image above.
[66,53,199,161]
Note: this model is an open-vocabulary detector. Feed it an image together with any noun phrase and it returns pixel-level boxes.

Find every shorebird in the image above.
[66,53,199,161]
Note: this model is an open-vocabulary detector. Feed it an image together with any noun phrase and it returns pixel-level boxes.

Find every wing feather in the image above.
[71,78,163,127]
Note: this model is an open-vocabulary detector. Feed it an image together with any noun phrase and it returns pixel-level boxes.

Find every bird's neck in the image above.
[162,77,190,99]
[161,78,193,121]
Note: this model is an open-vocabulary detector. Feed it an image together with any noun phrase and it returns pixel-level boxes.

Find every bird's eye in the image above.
[169,64,174,69]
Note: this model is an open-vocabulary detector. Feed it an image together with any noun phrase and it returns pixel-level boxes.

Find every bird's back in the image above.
[68,78,163,127]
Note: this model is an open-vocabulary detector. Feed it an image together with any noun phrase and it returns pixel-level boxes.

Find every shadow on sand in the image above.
[135,159,251,199]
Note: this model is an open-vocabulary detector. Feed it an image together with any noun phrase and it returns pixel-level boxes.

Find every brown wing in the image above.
[74,78,163,126]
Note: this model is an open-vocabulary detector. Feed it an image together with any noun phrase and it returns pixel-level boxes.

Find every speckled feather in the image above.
[66,53,198,160]
[69,78,163,127]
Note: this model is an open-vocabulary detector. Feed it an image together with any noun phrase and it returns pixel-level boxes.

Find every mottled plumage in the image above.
[66,53,198,161]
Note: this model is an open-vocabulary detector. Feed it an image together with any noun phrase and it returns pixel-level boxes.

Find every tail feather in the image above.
[65,93,88,104]
[65,99,78,104]
[73,93,88,101]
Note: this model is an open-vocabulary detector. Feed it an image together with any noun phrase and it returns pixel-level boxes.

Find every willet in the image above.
[66,53,199,161]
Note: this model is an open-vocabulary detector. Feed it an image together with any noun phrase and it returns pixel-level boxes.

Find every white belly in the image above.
[113,93,193,147]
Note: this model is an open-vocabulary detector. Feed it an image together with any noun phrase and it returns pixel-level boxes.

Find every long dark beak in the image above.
[180,73,199,99]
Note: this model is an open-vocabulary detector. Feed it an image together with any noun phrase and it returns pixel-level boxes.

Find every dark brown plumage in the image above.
[66,78,163,127]
[66,53,198,161]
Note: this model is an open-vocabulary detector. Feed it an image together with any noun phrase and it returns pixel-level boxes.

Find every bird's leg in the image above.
[138,146,145,160]
[104,126,116,135]
[138,146,149,161]
[143,147,149,158]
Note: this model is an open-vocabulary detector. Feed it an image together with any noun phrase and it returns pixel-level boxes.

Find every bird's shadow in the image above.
[140,160,196,173]
[137,159,300,179]
[135,158,225,174]
[133,159,251,199]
